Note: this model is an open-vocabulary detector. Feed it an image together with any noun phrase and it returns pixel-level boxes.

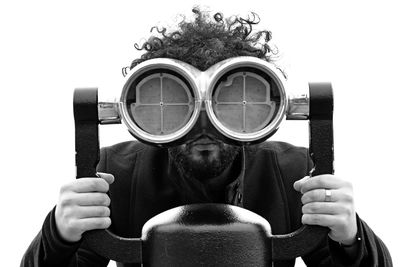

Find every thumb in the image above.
[293,176,309,192]
[96,172,115,185]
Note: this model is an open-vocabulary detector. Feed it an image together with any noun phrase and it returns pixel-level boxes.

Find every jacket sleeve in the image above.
[20,148,111,267]
[20,207,109,267]
[301,213,392,266]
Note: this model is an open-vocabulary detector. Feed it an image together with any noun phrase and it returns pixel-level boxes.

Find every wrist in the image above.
[339,235,357,246]
[339,236,361,248]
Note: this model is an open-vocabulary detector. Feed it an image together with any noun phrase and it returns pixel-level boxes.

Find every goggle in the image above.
[98,56,310,145]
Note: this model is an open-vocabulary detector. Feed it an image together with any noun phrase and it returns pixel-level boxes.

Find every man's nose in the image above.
[198,109,209,130]
[188,105,220,137]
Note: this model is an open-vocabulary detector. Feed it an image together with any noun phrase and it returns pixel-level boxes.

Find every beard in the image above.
[168,135,240,182]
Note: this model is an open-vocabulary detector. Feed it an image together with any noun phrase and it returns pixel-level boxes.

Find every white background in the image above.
[1,0,399,266]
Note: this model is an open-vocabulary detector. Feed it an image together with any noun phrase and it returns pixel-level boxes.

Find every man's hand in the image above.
[54,172,114,243]
[293,174,358,245]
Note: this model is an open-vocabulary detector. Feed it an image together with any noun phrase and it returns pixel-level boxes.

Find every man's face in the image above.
[169,131,240,181]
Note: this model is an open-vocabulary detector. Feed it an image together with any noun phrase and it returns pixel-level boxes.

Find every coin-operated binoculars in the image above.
[73,57,334,266]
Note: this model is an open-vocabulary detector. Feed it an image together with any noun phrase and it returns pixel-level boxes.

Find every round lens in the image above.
[127,72,195,135]
[212,70,280,133]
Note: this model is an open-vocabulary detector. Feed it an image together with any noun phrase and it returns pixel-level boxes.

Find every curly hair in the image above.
[123,7,277,76]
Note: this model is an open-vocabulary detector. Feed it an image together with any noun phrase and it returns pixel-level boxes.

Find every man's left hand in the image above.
[293,175,358,245]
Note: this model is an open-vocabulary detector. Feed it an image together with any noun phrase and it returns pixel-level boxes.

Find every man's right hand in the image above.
[55,172,114,242]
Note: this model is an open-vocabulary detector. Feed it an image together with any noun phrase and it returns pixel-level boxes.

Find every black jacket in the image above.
[21,141,392,266]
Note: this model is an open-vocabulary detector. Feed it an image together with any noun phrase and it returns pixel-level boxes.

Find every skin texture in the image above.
[55,173,114,243]
[168,133,240,182]
[293,174,358,245]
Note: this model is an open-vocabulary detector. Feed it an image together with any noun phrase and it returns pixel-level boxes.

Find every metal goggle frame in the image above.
[99,56,309,145]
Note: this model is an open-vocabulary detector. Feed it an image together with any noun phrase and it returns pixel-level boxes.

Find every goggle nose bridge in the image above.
[190,70,217,124]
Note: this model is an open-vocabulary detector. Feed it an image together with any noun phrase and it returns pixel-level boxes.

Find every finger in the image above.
[75,206,110,219]
[293,176,310,192]
[66,178,110,193]
[302,214,338,228]
[96,172,115,185]
[301,189,338,204]
[299,175,342,194]
[78,217,112,232]
[75,192,111,206]
[302,202,344,215]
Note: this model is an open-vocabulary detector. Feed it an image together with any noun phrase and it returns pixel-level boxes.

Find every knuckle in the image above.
[80,219,93,231]
[103,207,111,217]
[61,206,73,218]
[67,218,80,232]
[103,195,111,206]
[301,194,307,204]
[98,207,110,217]
[59,183,72,194]
[342,191,354,203]
[344,180,353,189]
[88,179,99,191]
[302,214,316,224]
[310,203,318,213]
[96,193,110,206]
[78,220,90,232]
[59,185,66,194]
[59,194,74,207]
[347,184,354,194]
[302,203,317,214]
[333,175,344,183]
[314,178,324,188]
[344,209,352,218]
[93,220,103,228]
[343,205,354,217]
[94,218,111,229]
[311,215,321,224]
[302,205,307,214]
[309,203,318,213]
[307,214,321,225]
[303,190,318,203]
[302,191,314,203]
[311,190,320,200]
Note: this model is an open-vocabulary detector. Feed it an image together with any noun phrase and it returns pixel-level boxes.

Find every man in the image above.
[21,8,392,266]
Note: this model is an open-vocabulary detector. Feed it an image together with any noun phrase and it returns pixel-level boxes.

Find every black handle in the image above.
[73,88,142,263]
[73,88,99,178]
[270,82,333,260]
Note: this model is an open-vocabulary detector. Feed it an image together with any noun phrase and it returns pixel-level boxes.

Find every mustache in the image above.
[185,133,221,146]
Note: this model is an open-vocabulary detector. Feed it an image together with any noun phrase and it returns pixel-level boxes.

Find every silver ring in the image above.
[325,189,332,202]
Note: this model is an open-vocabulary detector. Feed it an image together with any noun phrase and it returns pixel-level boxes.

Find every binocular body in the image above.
[73,56,334,265]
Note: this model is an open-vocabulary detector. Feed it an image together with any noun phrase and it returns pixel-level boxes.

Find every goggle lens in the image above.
[212,71,279,133]
[128,72,195,135]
